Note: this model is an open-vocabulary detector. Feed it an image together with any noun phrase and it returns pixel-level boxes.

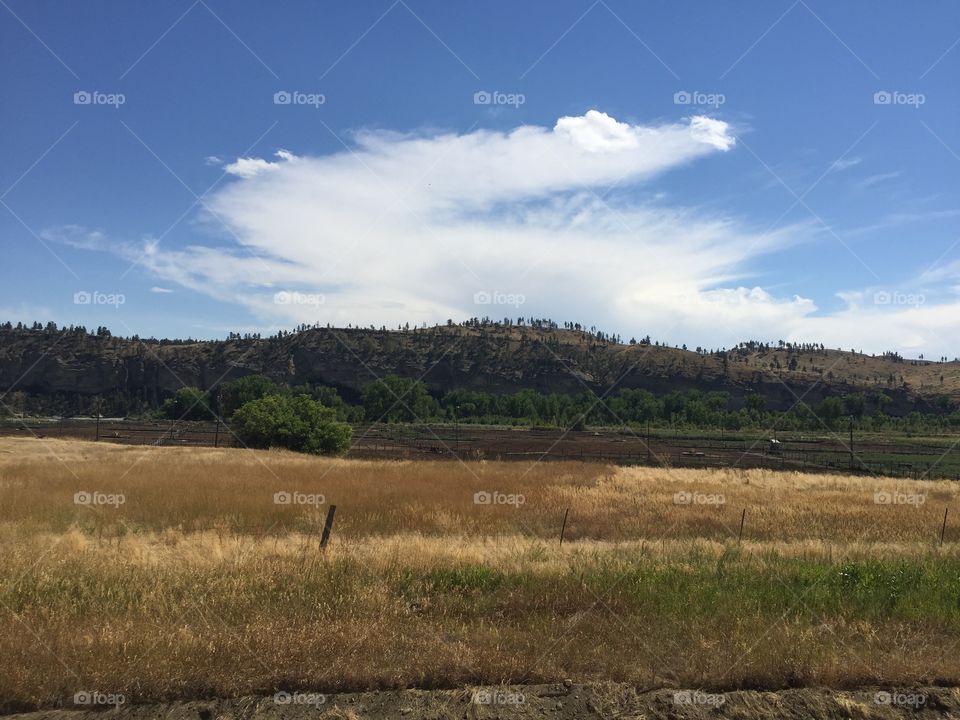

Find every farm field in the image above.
[4,417,960,479]
[1,437,960,715]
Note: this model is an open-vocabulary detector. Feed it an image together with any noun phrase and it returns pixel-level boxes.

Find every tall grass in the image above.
[1,437,959,709]
[0,437,956,543]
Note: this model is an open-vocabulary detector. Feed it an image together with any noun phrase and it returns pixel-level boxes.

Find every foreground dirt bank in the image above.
[7,684,960,719]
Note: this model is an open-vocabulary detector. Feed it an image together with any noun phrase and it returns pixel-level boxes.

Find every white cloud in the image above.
[141,112,783,343]
[149,286,174,294]
[223,149,297,178]
[40,225,106,250]
[829,156,863,172]
[54,111,960,357]
[857,170,901,188]
[554,110,641,152]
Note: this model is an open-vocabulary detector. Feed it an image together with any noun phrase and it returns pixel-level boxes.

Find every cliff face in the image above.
[0,325,955,416]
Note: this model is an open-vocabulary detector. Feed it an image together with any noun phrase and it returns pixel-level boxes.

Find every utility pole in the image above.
[455,404,461,457]
[95,397,101,442]
[214,389,222,448]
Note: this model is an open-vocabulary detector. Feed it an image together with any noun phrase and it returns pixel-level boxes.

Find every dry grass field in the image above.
[1,437,960,711]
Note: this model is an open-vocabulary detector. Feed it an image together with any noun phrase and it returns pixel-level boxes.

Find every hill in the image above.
[0,321,957,417]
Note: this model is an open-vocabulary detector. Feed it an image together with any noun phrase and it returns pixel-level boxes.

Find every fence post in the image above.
[941,507,949,547]
[559,507,569,547]
[737,508,746,545]
[320,505,337,551]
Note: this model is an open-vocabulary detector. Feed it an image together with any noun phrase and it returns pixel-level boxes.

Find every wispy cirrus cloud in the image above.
[856,170,901,189]
[829,156,863,173]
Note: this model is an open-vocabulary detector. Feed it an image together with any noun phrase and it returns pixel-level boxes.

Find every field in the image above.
[1,436,960,715]
[5,417,960,480]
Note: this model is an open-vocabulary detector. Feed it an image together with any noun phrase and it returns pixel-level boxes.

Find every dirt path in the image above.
[7,684,960,719]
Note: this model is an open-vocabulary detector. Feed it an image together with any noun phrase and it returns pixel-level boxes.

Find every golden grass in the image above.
[0,437,956,544]
[1,437,960,709]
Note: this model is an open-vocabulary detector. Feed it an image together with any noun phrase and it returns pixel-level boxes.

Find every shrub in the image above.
[231,394,351,455]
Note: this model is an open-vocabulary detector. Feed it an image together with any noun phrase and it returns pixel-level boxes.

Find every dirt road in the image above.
[7,683,960,719]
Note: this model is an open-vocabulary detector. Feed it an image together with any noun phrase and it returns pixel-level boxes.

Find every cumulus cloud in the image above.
[54,110,960,356]
[223,149,297,178]
[135,111,789,341]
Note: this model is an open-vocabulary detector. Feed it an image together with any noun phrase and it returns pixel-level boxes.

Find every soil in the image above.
[7,683,960,719]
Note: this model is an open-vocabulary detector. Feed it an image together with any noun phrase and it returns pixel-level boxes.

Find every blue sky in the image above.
[2,0,959,356]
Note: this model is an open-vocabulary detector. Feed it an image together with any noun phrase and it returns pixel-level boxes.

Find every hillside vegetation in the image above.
[1,321,957,418]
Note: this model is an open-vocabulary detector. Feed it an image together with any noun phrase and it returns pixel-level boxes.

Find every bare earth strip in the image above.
[8,684,960,719]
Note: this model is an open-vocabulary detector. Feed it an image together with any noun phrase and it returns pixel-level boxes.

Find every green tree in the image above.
[843,393,866,418]
[817,396,845,426]
[220,374,281,417]
[744,393,766,414]
[361,375,438,423]
[160,387,216,421]
[231,394,351,454]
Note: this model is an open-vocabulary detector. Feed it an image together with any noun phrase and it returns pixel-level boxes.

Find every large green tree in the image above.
[231,394,351,454]
[220,374,282,417]
[361,375,438,423]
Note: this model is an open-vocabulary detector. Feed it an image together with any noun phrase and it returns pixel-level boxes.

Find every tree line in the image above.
[159,374,960,434]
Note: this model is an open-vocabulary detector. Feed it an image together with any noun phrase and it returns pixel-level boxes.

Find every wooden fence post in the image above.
[320,505,337,551]
[559,508,569,547]
[941,507,949,547]
[737,508,746,545]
